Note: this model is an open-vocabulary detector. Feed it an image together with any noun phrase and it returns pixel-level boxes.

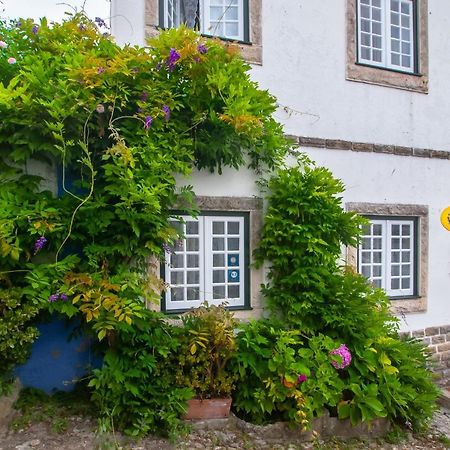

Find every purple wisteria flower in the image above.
[94,17,107,28]
[16,21,22,28]
[167,48,181,71]
[162,105,170,121]
[32,25,39,35]
[156,61,162,71]
[330,344,352,370]
[297,374,308,383]
[144,115,153,129]
[140,91,148,102]
[97,67,105,74]
[162,243,172,254]
[197,44,208,54]
[48,294,59,302]
[136,107,143,114]
[33,236,47,254]
[79,24,87,32]
[60,293,68,301]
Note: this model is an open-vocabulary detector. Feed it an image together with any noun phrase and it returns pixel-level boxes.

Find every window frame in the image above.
[346,0,429,93]
[356,0,418,75]
[161,210,250,313]
[158,0,250,43]
[358,215,419,299]
[346,202,428,314]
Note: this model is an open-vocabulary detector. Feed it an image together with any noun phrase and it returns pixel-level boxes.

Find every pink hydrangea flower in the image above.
[0,41,7,49]
[330,344,352,369]
[7,57,16,64]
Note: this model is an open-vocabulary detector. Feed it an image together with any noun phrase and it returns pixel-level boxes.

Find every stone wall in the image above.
[400,325,450,386]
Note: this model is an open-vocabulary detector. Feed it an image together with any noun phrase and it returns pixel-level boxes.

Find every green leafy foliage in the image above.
[89,310,192,438]
[174,303,238,398]
[0,13,289,399]
[233,159,439,431]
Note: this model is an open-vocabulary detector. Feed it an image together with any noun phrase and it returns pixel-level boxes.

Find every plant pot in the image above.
[184,397,232,420]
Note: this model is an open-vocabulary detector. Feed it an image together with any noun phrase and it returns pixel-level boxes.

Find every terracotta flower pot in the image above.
[184,397,232,420]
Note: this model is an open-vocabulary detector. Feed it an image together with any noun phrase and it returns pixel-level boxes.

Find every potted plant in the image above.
[175,303,238,420]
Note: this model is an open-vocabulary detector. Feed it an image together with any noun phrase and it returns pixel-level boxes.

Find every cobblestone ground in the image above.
[1,408,450,450]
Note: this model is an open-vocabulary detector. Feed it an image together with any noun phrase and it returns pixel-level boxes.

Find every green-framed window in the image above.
[163,212,250,312]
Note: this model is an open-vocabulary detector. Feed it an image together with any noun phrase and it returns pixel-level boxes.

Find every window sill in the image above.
[163,305,252,315]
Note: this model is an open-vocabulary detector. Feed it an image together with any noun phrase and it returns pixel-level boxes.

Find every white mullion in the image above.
[203,216,213,304]
[383,0,391,69]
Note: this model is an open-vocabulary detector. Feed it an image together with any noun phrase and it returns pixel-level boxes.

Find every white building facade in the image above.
[110,0,450,370]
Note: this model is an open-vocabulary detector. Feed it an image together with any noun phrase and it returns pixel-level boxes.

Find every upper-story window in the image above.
[357,0,416,73]
[160,0,249,42]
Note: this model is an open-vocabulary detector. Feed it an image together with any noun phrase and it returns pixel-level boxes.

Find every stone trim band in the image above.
[287,135,450,161]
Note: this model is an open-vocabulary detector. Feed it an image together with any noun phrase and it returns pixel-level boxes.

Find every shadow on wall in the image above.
[15,319,101,394]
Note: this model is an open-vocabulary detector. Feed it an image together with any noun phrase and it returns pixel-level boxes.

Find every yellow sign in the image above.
[441,206,450,231]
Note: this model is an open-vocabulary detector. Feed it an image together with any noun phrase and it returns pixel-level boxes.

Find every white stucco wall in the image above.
[110,0,450,331]
[110,0,146,47]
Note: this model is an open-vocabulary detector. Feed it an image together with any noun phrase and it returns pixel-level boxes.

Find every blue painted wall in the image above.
[15,319,100,393]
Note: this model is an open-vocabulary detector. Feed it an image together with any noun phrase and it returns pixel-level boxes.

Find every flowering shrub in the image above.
[0,14,289,410]
[233,160,439,431]
[330,344,352,370]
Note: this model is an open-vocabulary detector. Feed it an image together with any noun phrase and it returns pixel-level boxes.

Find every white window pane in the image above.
[187,287,200,301]
[373,279,382,288]
[391,251,400,263]
[362,266,371,278]
[373,238,382,249]
[373,50,382,62]
[401,265,410,276]
[373,224,382,235]
[209,21,224,36]
[187,271,199,284]
[401,278,410,289]
[171,254,184,268]
[226,6,239,20]
[228,222,240,234]
[401,238,410,249]
[372,22,382,35]
[171,271,184,285]
[361,33,371,46]
[361,19,371,32]
[186,221,199,235]
[401,251,410,262]
[373,252,382,263]
[391,12,399,25]
[213,270,225,283]
[171,287,184,301]
[361,4,370,18]
[391,278,400,290]
[213,237,225,251]
[210,6,223,21]
[187,238,199,251]
[187,254,199,268]
[373,266,382,277]
[372,35,382,49]
[391,238,400,249]
[391,53,400,65]
[225,22,239,36]
[361,0,370,3]
[401,55,411,67]
[372,0,381,7]
[401,14,410,27]
[391,0,400,12]
[401,1,410,14]
[213,254,225,267]
[361,47,371,60]
[174,240,184,251]
[372,8,381,21]
[228,285,240,298]
[391,224,400,235]
[391,26,400,39]
[401,28,410,41]
[362,252,371,263]
[391,265,400,276]
[213,285,226,299]
[228,238,240,251]
[391,39,400,52]
[213,221,225,235]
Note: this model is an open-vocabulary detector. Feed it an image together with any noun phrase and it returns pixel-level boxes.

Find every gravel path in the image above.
[1,408,450,449]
